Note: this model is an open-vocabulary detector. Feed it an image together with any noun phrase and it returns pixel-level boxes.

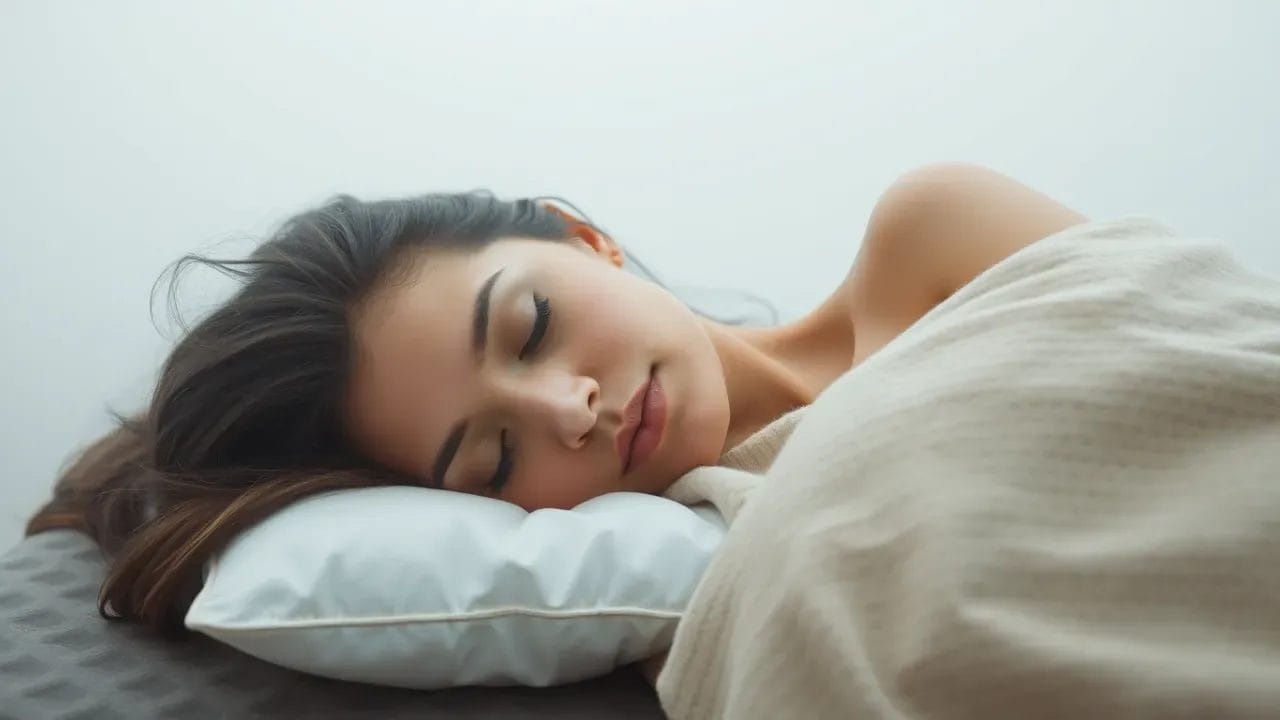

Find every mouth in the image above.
[616,365,667,475]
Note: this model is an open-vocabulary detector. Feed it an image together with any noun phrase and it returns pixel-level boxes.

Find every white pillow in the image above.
[184,486,725,689]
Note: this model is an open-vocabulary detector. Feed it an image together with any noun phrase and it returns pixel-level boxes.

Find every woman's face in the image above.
[345,233,731,511]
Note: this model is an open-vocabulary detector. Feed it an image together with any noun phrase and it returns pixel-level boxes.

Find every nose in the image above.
[505,368,600,449]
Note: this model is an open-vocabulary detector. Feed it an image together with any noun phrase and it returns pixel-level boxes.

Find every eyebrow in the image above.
[472,268,504,361]
[429,267,504,488]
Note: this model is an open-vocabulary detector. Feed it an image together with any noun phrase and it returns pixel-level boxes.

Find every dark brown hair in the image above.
[26,193,580,637]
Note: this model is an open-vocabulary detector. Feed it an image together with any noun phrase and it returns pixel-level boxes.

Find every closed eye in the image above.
[488,430,514,495]
[519,294,551,360]
[490,294,551,494]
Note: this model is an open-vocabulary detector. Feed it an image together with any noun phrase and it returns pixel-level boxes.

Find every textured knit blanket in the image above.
[657,217,1280,719]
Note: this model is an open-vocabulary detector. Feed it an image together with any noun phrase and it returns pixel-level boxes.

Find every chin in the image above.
[648,352,730,491]
[650,442,714,497]
[630,464,662,494]
[650,474,683,497]
[691,409,732,466]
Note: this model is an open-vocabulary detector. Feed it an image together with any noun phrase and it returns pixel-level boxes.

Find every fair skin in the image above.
[346,164,1084,509]
[344,212,849,510]
[344,162,1087,683]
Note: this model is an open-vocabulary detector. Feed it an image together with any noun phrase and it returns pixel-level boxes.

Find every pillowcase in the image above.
[184,486,725,689]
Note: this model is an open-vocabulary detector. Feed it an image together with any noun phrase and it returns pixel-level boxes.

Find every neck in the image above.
[701,302,854,455]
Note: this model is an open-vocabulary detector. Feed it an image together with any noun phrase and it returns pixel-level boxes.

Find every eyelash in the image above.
[489,430,514,495]
[489,293,552,494]
[519,294,551,360]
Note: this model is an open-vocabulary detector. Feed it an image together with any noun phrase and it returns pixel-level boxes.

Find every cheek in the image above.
[506,455,607,511]
[565,274,656,333]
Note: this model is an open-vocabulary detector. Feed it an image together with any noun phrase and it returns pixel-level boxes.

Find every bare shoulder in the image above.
[840,163,1088,365]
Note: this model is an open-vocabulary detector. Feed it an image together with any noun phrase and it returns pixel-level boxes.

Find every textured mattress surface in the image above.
[0,530,664,719]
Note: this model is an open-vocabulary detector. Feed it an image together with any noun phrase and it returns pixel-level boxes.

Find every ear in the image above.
[540,202,624,268]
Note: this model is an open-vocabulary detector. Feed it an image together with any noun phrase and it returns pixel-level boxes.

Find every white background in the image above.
[3,1,1278,549]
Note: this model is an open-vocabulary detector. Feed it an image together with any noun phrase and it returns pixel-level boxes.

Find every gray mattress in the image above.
[0,530,665,719]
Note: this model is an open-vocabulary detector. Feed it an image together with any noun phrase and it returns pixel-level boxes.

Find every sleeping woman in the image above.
[27,163,1280,717]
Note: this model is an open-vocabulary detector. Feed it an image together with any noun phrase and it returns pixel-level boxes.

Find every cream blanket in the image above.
[657,217,1280,719]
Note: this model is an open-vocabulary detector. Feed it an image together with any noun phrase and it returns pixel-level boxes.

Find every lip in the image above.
[615,366,665,474]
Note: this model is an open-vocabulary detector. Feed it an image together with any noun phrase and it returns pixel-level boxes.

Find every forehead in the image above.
[344,246,484,473]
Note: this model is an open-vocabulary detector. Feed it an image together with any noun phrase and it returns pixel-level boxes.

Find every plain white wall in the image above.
[3,1,1278,550]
